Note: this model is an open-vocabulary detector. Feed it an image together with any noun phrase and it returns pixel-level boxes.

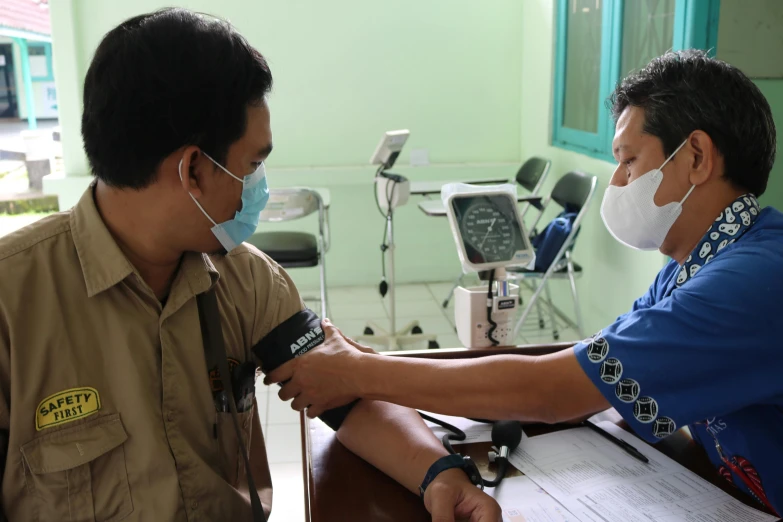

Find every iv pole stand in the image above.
[356,167,438,351]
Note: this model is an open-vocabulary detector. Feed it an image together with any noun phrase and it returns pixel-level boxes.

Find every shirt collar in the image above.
[167,251,220,316]
[71,185,136,297]
[71,184,219,298]
[676,193,761,288]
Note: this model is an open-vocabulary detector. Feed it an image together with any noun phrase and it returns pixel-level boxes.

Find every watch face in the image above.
[451,195,525,265]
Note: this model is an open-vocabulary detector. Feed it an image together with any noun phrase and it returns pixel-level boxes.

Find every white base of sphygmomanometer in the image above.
[454,284,519,348]
[356,320,437,351]
[375,174,410,212]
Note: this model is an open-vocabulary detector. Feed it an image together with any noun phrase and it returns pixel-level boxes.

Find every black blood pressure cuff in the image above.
[252,309,358,431]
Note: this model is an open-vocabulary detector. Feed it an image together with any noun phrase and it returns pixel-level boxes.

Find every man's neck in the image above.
[94,181,183,300]
[664,187,746,265]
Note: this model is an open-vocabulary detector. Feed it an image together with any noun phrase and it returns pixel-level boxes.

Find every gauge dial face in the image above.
[458,200,517,263]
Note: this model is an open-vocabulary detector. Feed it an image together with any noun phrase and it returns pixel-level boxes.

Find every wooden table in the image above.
[300,345,774,521]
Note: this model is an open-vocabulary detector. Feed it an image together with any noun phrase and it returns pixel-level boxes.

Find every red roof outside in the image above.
[0,0,51,36]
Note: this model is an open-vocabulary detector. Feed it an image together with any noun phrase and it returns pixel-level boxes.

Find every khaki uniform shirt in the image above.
[0,186,304,521]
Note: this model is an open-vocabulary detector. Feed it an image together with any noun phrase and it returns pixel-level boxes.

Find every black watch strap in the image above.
[419,454,483,499]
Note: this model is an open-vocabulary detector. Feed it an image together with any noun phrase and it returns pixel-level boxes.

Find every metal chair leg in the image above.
[534,279,545,329]
[566,258,585,339]
[513,277,547,340]
[319,240,328,319]
[441,272,465,309]
[543,280,559,340]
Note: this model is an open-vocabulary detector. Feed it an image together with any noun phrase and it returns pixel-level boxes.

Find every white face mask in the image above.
[600,140,694,251]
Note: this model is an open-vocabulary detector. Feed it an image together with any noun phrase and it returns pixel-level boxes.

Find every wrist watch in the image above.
[419,454,483,499]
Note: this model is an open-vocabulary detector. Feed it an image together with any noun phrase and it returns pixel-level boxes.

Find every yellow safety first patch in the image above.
[36,387,101,431]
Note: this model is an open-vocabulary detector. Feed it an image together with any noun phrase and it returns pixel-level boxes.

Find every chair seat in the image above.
[507,261,582,276]
[247,231,319,268]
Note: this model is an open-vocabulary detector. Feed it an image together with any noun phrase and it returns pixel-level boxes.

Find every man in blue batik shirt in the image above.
[267,50,783,516]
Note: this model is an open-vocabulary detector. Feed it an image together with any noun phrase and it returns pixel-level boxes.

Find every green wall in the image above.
[47,0,525,291]
[755,80,783,210]
[715,0,783,210]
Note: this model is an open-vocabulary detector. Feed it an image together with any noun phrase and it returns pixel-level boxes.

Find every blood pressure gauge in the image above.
[460,201,517,262]
[443,187,534,272]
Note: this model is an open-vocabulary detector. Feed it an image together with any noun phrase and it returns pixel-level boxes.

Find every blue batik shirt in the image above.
[574,194,783,514]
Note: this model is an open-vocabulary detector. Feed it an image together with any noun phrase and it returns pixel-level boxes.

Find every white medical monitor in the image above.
[369,129,410,169]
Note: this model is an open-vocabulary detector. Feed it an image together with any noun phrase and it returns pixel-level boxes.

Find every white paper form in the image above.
[489,475,579,522]
[421,411,494,444]
[508,422,778,522]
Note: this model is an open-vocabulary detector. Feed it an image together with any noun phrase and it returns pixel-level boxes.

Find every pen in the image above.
[583,420,649,464]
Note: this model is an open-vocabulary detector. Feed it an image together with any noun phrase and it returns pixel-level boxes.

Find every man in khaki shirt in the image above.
[0,8,501,522]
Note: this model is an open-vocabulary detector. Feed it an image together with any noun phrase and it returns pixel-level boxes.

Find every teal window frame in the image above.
[552,0,721,162]
[28,42,54,82]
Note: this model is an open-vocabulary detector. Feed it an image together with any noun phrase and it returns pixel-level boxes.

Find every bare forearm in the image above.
[336,400,448,494]
[356,350,608,423]
[359,355,548,421]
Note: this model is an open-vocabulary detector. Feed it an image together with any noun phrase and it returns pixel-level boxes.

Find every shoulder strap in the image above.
[0,428,6,520]
[197,289,267,522]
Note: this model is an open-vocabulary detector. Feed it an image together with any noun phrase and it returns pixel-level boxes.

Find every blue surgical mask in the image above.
[178,153,270,252]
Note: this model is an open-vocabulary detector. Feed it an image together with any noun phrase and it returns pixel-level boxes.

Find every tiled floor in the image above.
[260,281,582,521]
[326,281,582,349]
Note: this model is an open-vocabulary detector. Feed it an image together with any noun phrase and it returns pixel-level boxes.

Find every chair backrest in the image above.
[526,171,597,269]
[259,188,322,223]
[550,171,597,214]
[515,157,551,194]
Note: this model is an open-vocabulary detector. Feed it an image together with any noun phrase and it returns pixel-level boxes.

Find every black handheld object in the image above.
[483,420,523,487]
[492,420,523,449]
[583,420,649,463]
[253,309,359,431]
[419,412,523,488]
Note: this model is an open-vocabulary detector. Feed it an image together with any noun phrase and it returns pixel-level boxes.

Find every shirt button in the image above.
[167,412,174,422]
[191,500,198,510]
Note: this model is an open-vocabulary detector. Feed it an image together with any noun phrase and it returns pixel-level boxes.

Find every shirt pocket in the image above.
[216,406,255,487]
[20,412,133,522]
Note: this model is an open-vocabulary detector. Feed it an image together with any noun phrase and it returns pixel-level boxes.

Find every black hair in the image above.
[81,8,272,189]
[610,49,775,197]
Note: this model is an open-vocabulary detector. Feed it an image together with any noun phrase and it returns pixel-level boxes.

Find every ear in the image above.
[686,130,715,186]
[178,146,207,198]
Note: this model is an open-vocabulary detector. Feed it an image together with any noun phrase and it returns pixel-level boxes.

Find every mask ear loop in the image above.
[202,151,243,182]
[179,159,218,226]
[659,139,694,205]
[659,139,688,170]
[679,184,696,204]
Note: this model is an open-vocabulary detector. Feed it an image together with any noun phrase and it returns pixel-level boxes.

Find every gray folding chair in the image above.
[507,171,598,341]
[246,188,329,318]
[515,156,552,219]
[440,156,552,308]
